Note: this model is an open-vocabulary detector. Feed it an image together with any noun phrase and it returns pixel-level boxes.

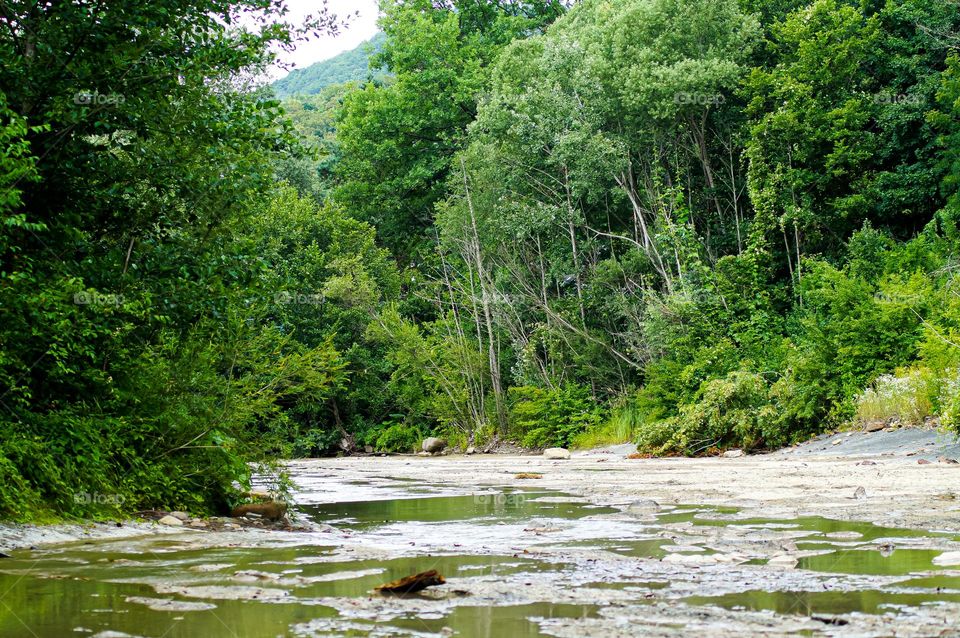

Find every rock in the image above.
[158,515,184,527]
[853,486,867,500]
[169,511,189,521]
[933,551,960,566]
[722,449,744,458]
[856,460,877,466]
[543,447,571,460]
[416,451,431,457]
[864,420,886,433]
[364,445,373,454]
[422,437,447,453]
[125,596,217,612]
[767,554,798,569]
[832,438,843,446]
[187,520,208,528]
[231,502,287,521]
[918,458,933,465]
[825,531,862,540]
[938,456,959,465]
[515,473,543,479]
[625,499,660,515]
[465,446,476,455]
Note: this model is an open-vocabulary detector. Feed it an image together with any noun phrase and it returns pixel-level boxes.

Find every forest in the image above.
[1,0,960,520]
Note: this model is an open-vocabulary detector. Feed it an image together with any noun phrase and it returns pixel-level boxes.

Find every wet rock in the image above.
[231,501,287,521]
[125,596,216,612]
[157,515,183,527]
[515,473,543,479]
[364,445,374,454]
[625,499,661,515]
[186,520,208,528]
[933,551,960,566]
[854,486,867,500]
[918,458,932,465]
[155,584,290,601]
[663,553,746,566]
[169,511,189,521]
[416,451,431,457]
[856,460,877,466]
[723,449,744,458]
[767,554,798,569]
[825,531,862,540]
[422,437,447,453]
[466,446,476,455]
[938,456,959,465]
[864,420,886,433]
[543,447,571,460]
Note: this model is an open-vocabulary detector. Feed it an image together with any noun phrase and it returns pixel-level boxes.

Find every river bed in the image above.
[3,448,960,637]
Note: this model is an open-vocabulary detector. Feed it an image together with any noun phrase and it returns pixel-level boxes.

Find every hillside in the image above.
[272,32,386,97]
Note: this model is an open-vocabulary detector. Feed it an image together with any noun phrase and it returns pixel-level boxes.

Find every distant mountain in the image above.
[272,32,387,98]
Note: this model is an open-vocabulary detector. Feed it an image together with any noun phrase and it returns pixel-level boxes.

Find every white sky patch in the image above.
[266,0,381,81]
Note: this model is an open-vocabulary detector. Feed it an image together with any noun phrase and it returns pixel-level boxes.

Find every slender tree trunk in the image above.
[461,159,508,434]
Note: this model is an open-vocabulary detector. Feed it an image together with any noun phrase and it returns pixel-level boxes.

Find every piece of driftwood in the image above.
[374,570,445,594]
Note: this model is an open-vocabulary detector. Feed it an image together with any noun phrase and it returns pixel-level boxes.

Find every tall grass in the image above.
[571,398,644,449]
[855,368,939,426]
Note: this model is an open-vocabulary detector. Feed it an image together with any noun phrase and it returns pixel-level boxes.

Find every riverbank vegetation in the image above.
[2,0,959,520]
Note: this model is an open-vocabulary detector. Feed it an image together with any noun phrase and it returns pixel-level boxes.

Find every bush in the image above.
[374,422,423,453]
[855,368,939,426]
[508,385,604,449]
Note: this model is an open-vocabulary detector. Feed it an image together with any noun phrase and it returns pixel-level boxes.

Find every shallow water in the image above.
[3,475,960,637]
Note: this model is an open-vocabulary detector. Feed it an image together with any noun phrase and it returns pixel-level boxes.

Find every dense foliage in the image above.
[2,0,959,520]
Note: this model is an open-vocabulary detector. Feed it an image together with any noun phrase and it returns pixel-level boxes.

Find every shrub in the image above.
[374,422,423,453]
[508,385,604,449]
[855,368,938,426]
[636,370,784,455]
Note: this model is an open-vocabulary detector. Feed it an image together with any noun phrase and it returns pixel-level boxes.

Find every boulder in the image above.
[722,449,744,458]
[422,437,447,453]
[158,515,184,527]
[465,446,476,455]
[169,511,189,521]
[543,447,571,460]
[625,499,660,515]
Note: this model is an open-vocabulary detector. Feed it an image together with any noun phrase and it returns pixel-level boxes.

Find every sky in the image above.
[271,0,381,79]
